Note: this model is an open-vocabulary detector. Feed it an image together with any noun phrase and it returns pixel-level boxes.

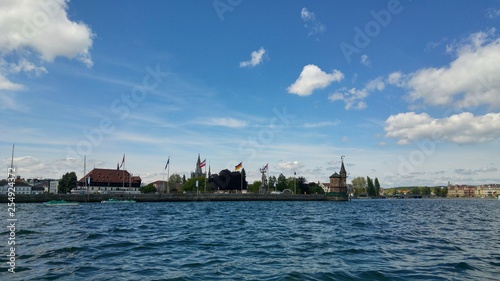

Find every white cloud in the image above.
[288,64,344,96]
[0,0,94,65]
[328,77,384,110]
[396,29,500,109]
[384,112,500,145]
[0,74,24,91]
[303,120,340,128]
[277,161,304,171]
[239,47,266,68]
[9,59,48,77]
[454,167,498,175]
[360,54,371,67]
[387,71,405,87]
[0,0,94,93]
[300,7,326,36]
[485,8,500,19]
[198,117,247,128]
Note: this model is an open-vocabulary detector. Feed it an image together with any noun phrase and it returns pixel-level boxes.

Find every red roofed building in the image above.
[77,168,141,194]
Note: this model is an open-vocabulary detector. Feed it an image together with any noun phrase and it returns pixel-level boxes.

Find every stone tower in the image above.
[327,156,348,200]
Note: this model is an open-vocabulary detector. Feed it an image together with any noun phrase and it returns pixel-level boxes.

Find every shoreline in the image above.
[1,193,336,203]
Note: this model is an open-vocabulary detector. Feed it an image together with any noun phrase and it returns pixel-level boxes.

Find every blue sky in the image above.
[1,0,499,187]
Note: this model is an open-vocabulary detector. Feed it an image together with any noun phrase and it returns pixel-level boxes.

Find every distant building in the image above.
[448,184,475,198]
[328,160,347,194]
[150,180,167,193]
[0,176,32,194]
[78,168,141,194]
[49,180,59,194]
[475,184,500,198]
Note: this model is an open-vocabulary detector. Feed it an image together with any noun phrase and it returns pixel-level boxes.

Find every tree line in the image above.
[351,176,381,197]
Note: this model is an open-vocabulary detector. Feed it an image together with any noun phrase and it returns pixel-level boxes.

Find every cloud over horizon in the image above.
[384,112,500,145]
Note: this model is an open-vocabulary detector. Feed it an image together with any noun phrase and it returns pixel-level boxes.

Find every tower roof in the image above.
[329,172,340,178]
[340,161,346,173]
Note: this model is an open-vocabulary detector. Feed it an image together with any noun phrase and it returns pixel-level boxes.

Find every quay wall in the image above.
[0,193,344,203]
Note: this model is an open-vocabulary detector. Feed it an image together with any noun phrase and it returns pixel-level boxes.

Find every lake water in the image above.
[1,199,499,280]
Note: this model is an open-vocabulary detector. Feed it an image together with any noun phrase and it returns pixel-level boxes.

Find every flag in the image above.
[235,162,242,170]
[200,159,206,168]
[263,163,268,171]
[119,154,125,168]
[164,157,170,170]
[294,171,296,175]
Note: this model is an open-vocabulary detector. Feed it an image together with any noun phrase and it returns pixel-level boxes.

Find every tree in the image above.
[168,174,183,192]
[366,176,376,197]
[297,176,308,194]
[374,178,381,197]
[208,169,247,192]
[351,176,367,196]
[277,173,287,191]
[58,172,77,194]
[248,181,262,193]
[181,176,206,192]
[140,184,157,193]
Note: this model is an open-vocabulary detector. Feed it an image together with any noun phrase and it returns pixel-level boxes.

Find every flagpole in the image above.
[167,158,170,194]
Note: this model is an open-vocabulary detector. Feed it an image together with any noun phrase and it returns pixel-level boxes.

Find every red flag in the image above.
[119,154,125,168]
[200,159,206,168]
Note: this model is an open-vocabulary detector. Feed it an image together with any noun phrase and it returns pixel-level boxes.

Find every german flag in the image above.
[235,162,242,170]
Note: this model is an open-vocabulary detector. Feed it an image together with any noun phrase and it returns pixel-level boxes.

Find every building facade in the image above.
[78,168,141,194]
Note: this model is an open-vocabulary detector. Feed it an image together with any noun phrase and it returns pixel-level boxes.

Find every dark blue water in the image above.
[1,199,499,280]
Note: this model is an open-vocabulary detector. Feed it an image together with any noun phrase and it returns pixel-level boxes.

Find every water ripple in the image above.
[1,199,500,280]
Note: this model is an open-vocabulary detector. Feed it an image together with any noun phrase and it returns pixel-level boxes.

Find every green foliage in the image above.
[374,178,381,197]
[248,181,262,193]
[168,174,183,191]
[434,186,448,197]
[181,176,206,192]
[366,176,376,197]
[351,176,367,196]
[297,177,308,194]
[58,172,77,194]
[277,173,287,191]
[140,184,157,193]
[308,182,325,194]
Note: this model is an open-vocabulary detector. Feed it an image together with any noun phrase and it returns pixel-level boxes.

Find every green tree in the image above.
[168,174,183,191]
[366,176,376,197]
[435,186,448,197]
[181,176,206,192]
[297,177,308,194]
[241,168,248,190]
[420,186,431,196]
[410,187,420,195]
[140,184,157,193]
[374,178,381,197]
[351,176,367,196]
[277,173,287,191]
[248,181,262,193]
[58,172,77,194]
